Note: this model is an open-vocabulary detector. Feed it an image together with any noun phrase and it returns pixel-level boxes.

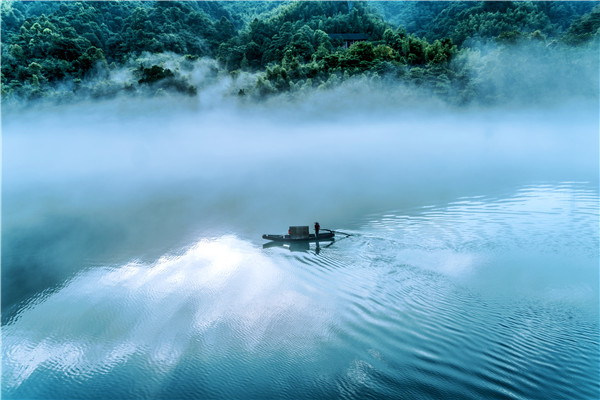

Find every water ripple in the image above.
[2,184,598,399]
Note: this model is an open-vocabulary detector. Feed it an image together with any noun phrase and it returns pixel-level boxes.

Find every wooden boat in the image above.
[262,231,335,242]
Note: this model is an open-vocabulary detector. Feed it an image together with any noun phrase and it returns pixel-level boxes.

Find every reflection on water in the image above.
[262,239,337,253]
[3,183,598,399]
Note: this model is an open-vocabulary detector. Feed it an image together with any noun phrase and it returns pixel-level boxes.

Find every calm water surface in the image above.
[2,103,598,399]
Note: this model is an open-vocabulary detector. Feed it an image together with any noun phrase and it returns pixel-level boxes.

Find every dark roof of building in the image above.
[328,33,368,40]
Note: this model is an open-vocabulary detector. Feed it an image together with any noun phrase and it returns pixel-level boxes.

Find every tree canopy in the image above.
[1,1,598,104]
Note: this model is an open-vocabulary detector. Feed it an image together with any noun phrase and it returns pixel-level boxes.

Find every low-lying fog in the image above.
[2,81,598,319]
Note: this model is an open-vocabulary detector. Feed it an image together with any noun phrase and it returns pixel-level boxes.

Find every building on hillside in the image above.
[328,33,368,49]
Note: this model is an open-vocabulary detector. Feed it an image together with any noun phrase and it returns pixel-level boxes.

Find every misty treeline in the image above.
[1,1,599,106]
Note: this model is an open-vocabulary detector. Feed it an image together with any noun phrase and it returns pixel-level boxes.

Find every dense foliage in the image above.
[1,1,598,104]
[371,2,597,42]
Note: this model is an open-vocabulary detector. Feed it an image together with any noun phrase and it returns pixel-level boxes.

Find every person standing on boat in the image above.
[314,222,320,237]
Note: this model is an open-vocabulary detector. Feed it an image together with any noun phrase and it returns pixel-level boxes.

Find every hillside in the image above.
[1,1,598,105]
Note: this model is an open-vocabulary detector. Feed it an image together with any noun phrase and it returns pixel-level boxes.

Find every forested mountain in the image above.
[1,1,598,105]
[371,1,597,41]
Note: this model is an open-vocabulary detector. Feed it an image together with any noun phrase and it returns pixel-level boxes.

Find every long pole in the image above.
[322,228,352,237]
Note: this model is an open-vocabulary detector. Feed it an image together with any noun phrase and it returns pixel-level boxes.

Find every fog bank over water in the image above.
[4,92,597,189]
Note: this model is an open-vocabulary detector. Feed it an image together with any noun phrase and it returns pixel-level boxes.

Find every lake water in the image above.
[2,100,598,399]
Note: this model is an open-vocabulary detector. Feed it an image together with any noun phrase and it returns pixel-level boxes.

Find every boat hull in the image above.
[262,232,335,242]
